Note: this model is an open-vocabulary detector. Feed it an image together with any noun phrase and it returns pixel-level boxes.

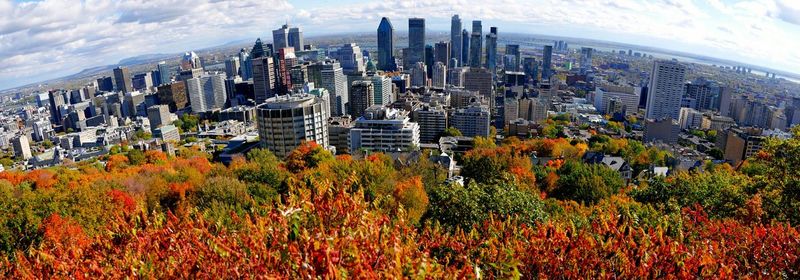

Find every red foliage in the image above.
[144,150,168,164]
[39,214,89,251]
[107,189,136,214]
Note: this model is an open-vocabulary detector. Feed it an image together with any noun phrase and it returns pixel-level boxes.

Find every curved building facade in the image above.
[256,93,329,157]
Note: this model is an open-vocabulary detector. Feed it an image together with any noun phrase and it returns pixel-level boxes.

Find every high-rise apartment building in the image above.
[147,104,171,129]
[451,103,491,137]
[412,103,447,143]
[12,135,32,160]
[450,15,462,67]
[256,93,329,157]
[377,17,395,71]
[349,80,374,118]
[309,60,348,116]
[252,56,277,103]
[275,47,297,94]
[645,60,687,121]
[350,105,420,153]
[464,67,493,99]
[367,73,392,106]
[186,73,227,113]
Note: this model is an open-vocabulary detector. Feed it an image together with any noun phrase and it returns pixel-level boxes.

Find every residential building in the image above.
[646,60,687,121]
[186,73,227,113]
[412,103,448,143]
[350,105,420,153]
[147,105,171,129]
[256,93,329,157]
[451,103,491,137]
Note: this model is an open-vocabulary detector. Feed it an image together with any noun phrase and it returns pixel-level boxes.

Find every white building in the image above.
[646,60,686,120]
[431,62,447,88]
[350,105,420,153]
[186,73,227,113]
[256,93,329,157]
[367,73,393,106]
[450,103,491,137]
[12,135,32,160]
[679,107,704,130]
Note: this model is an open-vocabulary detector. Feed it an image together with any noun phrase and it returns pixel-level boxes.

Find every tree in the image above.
[550,160,624,204]
[393,176,428,224]
[126,149,145,165]
[283,141,334,173]
[441,127,462,137]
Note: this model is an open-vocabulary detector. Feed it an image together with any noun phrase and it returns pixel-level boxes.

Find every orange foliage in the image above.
[144,150,168,164]
[0,171,25,185]
[25,169,57,189]
[105,154,129,172]
[393,176,428,223]
[108,189,136,214]
[39,214,89,251]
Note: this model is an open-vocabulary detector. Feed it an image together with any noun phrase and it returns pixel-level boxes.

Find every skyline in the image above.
[1,0,800,90]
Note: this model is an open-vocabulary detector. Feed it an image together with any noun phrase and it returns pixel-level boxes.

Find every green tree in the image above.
[126,149,145,165]
[441,127,463,137]
[550,161,624,204]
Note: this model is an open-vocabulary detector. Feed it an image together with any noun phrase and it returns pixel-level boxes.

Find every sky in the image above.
[1,0,800,91]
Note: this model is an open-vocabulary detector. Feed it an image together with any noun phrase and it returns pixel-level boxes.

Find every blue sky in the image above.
[1,0,799,90]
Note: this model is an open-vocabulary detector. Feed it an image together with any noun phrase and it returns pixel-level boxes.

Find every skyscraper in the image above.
[377,17,395,71]
[336,43,365,75]
[147,104,171,129]
[469,21,482,68]
[646,60,687,121]
[485,27,498,72]
[225,57,240,78]
[407,18,426,68]
[186,73,227,113]
[288,26,303,52]
[505,45,520,71]
[315,60,348,116]
[411,62,427,87]
[580,47,594,74]
[431,62,447,88]
[276,47,297,94]
[256,93,329,157]
[461,29,470,67]
[541,45,553,81]
[113,66,133,93]
[252,56,277,103]
[434,41,450,65]
[273,24,304,52]
[251,38,267,59]
[450,15,462,67]
[157,61,171,86]
[238,48,252,80]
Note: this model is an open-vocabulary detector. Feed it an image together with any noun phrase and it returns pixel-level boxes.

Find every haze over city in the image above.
[1,0,799,90]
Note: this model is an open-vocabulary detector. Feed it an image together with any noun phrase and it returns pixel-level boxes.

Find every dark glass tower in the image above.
[461,29,470,67]
[408,18,426,68]
[469,21,482,68]
[377,17,395,71]
[542,45,553,81]
[450,15,462,67]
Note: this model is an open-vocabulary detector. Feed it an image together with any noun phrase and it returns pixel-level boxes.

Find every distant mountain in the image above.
[118,53,175,66]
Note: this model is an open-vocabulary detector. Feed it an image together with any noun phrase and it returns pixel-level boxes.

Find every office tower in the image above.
[447,67,467,87]
[541,45,553,81]
[157,61,171,86]
[147,105,171,129]
[580,47,594,74]
[350,105,420,152]
[434,41,450,65]
[450,15,462,67]
[48,90,67,122]
[522,57,538,83]
[35,92,49,108]
[678,107,703,129]
[505,44,521,71]
[407,18,426,68]
[238,49,252,80]
[464,67,492,99]
[518,96,548,123]
[685,78,721,111]
[186,73,227,113]
[97,76,114,92]
[288,26,303,52]
[123,91,145,117]
[225,57,241,78]
[181,51,202,71]
[377,17,395,71]
[410,62,427,87]
[314,60,348,116]
[431,62,447,88]
[485,27,497,72]
[273,24,303,51]
[32,120,53,142]
[593,83,641,116]
[113,66,133,93]
[276,47,297,94]
[451,103,491,137]
[461,29,470,66]
[336,43,366,74]
[132,72,153,91]
[412,103,447,143]
[645,60,687,121]
[251,38,267,59]
[12,136,32,160]
[156,81,188,112]
[349,80,374,118]
[367,73,392,106]
[256,93,328,157]
[290,64,309,92]
[252,56,277,103]
[469,21,482,68]
[425,45,434,78]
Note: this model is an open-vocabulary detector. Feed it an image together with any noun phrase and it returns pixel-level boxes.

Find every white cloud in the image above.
[1,0,799,90]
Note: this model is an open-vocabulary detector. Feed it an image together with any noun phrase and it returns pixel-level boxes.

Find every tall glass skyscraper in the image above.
[542,45,553,81]
[485,27,497,73]
[469,21,482,68]
[408,18,426,68]
[377,17,395,71]
[450,15,462,67]
[461,29,470,67]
